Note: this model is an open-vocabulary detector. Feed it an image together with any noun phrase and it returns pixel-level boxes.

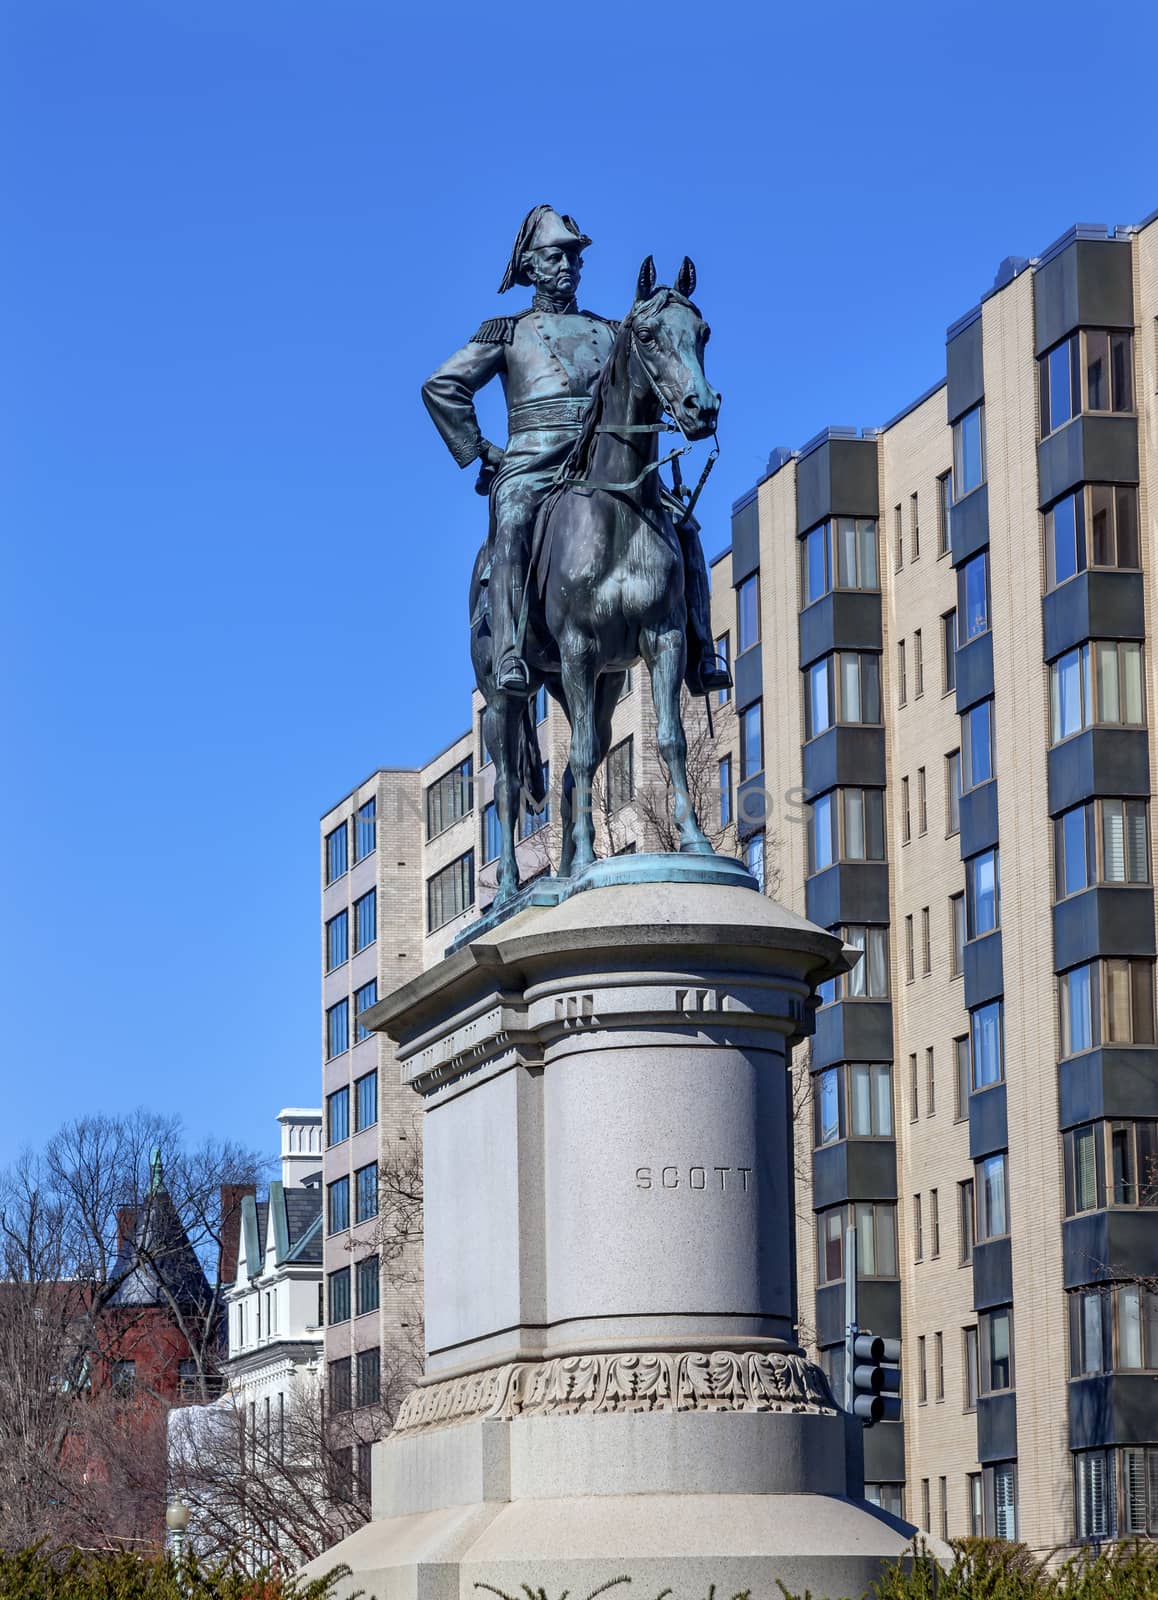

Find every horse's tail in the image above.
[516,696,548,810]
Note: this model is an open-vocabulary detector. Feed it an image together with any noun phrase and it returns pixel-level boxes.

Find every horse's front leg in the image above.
[559,643,598,875]
[642,625,714,856]
[486,697,521,906]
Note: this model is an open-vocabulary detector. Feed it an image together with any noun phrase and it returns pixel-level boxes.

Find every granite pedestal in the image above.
[306,867,932,1599]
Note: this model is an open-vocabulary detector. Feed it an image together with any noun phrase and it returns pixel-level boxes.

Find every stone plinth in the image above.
[306,870,934,1599]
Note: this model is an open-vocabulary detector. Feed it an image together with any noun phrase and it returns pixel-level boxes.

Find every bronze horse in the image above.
[470,255,721,904]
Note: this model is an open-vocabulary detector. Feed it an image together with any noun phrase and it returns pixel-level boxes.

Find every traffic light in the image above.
[850,1332,902,1426]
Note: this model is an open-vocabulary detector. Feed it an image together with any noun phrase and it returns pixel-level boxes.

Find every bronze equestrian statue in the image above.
[422,205,729,903]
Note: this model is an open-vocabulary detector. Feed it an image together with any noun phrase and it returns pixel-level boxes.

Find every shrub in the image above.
[0,1546,359,1600]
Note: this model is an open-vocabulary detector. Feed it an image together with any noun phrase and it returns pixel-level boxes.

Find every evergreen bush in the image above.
[0,1546,359,1600]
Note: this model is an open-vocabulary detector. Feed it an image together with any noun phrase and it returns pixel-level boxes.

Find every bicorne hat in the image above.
[498,205,592,294]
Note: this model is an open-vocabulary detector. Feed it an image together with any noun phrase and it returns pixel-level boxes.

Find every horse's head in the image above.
[627,254,721,441]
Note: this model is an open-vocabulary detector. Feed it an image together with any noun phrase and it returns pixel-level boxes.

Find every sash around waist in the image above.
[507,396,592,433]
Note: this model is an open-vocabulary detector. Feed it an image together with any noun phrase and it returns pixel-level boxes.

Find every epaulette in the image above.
[470,311,529,345]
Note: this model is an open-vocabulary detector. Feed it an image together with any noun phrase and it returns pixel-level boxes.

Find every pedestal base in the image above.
[304,1409,937,1600]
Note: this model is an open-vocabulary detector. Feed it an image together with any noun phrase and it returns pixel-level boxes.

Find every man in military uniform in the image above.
[422,204,730,697]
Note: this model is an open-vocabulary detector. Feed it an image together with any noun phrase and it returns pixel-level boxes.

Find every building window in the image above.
[327,1176,350,1234]
[328,1267,351,1325]
[351,889,375,954]
[901,776,911,844]
[745,831,766,892]
[425,757,474,840]
[934,1334,945,1399]
[354,798,376,862]
[894,503,903,572]
[959,1173,979,1257]
[816,1201,898,1284]
[533,683,549,723]
[715,633,731,706]
[606,738,634,811]
[326,911,349,972]
[326,1087,349,1146]
[941,610,957,693]
[478,712,492,768]
[937,470,953,555]
[980,1307,1014,1394]
[804,651,882,740]
[718,755,733,828]
[355,1162,378,1223]
[807,787,886,875]
[520,762,550,838]
[1050,640,1145,744]
[326,998,349,1060]
[1069,1284,1158,1375]
[938,1474,948,1537]
[975,1154,1008,1241]
[812,1062,892,1146]
[1045,484,1141,590]
[946,750,962,835]
[964,1324,979,1410]
[968,1472,984,1537]
[111,1360,136,1397]
[866,1483,905,1519]
[911,491,920,561]
[925,1048,936,1116]
[1064,1118,1158,1213]
[917,767,927,836]
[952,403,986,497]
[354,980,378,1042]
[740,702,762,780]
[966,848,999,939]
[949,892,965,977]
[917,1336,927,1401]
[914,1195,924,1263]
[356,1254,380,1316]
[354,1069,377,1130]
[904,916,915,984]
[325,823,348,885]
[970,1000,1004,1090]
[1059,959,1156,1057]
[426,850,475,933]
[954,1035,970,1120]
[356,1442,372,1503]
[736,575,760,653]
[921,909,931,976]
[930,1189,941,1257]
[328,1357,352,1414]
[481,801,501,865]
[897,639,907,707]
[840,925,889,999]
[800,517,879,607]
[1055,798,1149,898]
[957,551,990,645]
[914,629,924,697]
[1039,329,1134,440]
[356,1347,381,1407]
[908,1052,919,1120]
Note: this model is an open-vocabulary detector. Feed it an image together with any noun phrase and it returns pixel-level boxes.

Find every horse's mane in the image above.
[560,288,697,484]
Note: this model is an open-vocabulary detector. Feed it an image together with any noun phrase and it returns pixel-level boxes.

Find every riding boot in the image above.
[677,519,733,695]
[490,551,532,695]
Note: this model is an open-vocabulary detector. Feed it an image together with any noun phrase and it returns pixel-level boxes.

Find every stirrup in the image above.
[691,650,733,694]
[496,653,531,694]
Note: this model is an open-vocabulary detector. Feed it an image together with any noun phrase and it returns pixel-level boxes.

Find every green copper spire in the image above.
[149,1146,164,1195]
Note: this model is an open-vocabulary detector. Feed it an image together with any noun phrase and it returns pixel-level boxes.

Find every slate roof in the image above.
[283,1187,322,1265]
[106,1185,211,1310]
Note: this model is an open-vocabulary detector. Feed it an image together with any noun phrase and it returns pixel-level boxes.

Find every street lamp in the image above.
[166,1499,191,1567]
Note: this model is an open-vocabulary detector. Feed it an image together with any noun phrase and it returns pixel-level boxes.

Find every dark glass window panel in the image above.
[737,576,759,653]
[803,525,827,606]
[1111,332,1134,412]
[740,702,762,779]
[1090,484,1114,567]
[1116,487,1140,568]
[957,552,989,644]
[971,1001,1003,1089]
[1086,329,1110,411]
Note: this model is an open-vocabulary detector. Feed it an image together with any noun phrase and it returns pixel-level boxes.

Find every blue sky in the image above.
[2,0,1157,1171]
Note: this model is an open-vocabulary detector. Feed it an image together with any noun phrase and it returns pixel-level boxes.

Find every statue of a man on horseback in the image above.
[422,204,731,907]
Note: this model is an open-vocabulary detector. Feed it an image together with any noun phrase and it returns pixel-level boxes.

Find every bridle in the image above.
[556,296,719,521]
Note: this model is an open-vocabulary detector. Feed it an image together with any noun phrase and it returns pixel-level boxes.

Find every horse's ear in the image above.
[676,256,697,298]
[635,255,657,303]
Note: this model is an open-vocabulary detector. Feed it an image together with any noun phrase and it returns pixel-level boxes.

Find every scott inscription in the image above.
[635,1165,752,1192]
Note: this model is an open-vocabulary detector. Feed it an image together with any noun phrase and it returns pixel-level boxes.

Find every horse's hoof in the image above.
[679,839,716,857]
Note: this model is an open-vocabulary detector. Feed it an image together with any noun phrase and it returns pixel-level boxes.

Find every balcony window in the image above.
[325,823,348,885]
[807,787,886,875]
[957,552,990,646]
[841,925,889,999]
[326,911,348,973]
[800,517,879,607]
[961,701,994,790]
[975,1153,1008,1241]
[804,651,883,740]
[812,1062,892,1147]
[965,848,999,938]
[1055,798,1149,898]
[816,1201,898,1284]
[1064,1119,1158,1213]
[1039,330,1134,440]
[426,851,475,933]
[354,1069,377,1130]
[980,1307,1014,1393]
[970,1000,1004,1090]
[736,575,760,653]
[952,404,985,498]
[425,757,473,840]
[1060,959,1156,1057]
[326,998,349,1060]
[354,798,376,862]
[354,980,377,1043]
[1045,484,1141,590]
[326,1087,349,1146]
[1050,640,1145,744]
[740,701,762,780]
[354,889,376,953]
[1069,1284,1158,1376]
